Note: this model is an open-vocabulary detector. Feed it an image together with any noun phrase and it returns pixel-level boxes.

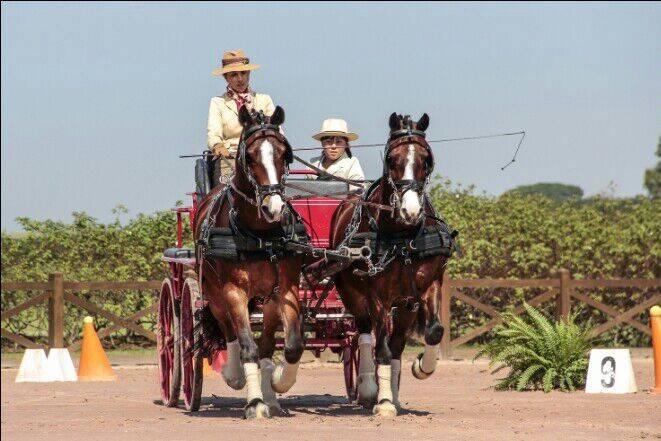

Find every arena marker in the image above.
[650,305,661,394]
[585,348,637,394]
[15,349,49,383]
[45,348,78,382]
[77,316,117,381]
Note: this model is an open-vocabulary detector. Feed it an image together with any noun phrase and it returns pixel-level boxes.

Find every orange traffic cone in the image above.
[77,316,117,381]
[651,305,661,394]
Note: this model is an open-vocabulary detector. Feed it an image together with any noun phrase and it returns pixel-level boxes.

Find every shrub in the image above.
[475,303,596,392]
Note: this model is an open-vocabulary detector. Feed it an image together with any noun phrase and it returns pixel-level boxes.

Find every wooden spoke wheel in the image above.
[180,277,204,412]
[157,278,181,407]
[342,334,359,403]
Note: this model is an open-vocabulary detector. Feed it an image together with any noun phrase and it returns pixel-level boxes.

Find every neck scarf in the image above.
[226,85,254,111]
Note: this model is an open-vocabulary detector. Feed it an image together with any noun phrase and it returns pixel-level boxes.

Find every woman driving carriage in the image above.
[206,49,276,185]
[309,118,365,189]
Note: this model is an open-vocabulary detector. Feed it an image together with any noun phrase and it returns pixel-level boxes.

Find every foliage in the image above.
[2,178,660,348]
[644,137,661,199]
[475,303,596,392]
[503,182,584,203]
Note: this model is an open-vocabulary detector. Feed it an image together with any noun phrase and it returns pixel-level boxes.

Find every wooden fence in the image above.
[2,271,659,356]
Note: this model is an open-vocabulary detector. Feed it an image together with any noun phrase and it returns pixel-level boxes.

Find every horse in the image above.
[329,112,455,417]
[194,105,306,419]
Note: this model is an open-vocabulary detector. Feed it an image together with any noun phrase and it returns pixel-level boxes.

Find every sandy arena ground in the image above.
[2,350,659,441]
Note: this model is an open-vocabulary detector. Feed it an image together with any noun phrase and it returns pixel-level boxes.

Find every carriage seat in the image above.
[284,178,349,198]
[163,247,194,259]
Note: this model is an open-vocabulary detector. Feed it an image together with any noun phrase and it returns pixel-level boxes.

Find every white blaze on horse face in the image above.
[400,145,422,222]
[260,140,284,219]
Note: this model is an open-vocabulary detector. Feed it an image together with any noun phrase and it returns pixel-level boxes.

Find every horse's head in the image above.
[384,112,433,225]
[236,105,293,222]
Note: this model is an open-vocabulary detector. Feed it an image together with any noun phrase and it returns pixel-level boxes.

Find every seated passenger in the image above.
[310,119,365,190]
[206,49,276,185]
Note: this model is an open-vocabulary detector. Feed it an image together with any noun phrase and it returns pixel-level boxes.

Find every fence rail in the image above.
[2,271,660,356]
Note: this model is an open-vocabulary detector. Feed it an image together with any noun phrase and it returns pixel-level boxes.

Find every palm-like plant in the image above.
[475,302,595,392]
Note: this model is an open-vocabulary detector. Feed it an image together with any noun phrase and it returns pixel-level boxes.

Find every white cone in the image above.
[15,349,49,383]
[585,349,637,394]
[45,348,78,382]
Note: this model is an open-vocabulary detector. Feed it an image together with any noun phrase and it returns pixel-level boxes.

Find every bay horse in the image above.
[194,106,305,419]
[329,113,454,417]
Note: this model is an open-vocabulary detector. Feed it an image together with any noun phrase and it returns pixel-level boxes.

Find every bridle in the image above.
[382,121,434,217]
[233,112,293,216]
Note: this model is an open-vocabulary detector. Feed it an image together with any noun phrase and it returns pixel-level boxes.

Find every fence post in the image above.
[48,272,64,348]
[440,273,452,360]
[556,268,571,322]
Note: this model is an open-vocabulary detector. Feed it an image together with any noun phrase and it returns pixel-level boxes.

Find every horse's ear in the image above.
[238,105,252,127]
[270,106,285,126]
[417,113,429,132]
[389,112,399,131]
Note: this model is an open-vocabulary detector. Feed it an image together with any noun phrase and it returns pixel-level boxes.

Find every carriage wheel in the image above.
[342,334,359,403]
[180,277,204,412]
[157,278,181,407]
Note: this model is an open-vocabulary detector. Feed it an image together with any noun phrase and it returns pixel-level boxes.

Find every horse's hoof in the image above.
[264,400,286,417]
[244,400,271,419]
[271,364,296,394]
[356,373,378,409]
[411,355,433,380]
[222,366,246,390]
[373,400,397,418]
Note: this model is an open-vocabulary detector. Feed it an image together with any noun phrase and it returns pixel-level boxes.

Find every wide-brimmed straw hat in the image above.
[212,49,260,76]
[312,118,359,142]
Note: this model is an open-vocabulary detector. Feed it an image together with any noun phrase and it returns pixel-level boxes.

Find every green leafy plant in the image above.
[475,303,596,392]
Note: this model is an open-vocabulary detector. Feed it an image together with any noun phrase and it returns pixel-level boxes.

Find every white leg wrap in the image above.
[271,360,299,393]
[358,333,375,375]
[259,359,278,404]
[420,343,439,374]
[390,359,401,406]
[222,340,246,389]
[243,362,263,403]
[376,364,394,403]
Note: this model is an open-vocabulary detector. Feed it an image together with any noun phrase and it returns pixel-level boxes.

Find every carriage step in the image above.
[163,247,194,259]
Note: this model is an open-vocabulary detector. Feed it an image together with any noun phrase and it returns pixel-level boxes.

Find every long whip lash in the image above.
[180,130,526,171]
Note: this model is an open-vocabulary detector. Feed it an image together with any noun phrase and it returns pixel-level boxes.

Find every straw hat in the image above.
[212,49,260,76]
[312,118,359,141]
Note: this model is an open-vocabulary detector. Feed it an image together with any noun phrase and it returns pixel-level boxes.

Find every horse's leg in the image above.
[388,302,417,409]
[372,299,397,417]
[224,283,270,419]
[338,277,377,408]
[258,299,283,415]
[412,278,444,380]
[271,277,304,394]
[204,274,245,390]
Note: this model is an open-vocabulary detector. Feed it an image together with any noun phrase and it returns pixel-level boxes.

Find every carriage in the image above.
[157,168,364,411]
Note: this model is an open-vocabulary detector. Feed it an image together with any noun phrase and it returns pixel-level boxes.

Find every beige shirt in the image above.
[310,152,366,190]
[206,92,276,154]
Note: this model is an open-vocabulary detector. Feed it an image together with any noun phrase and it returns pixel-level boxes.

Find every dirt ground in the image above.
[2,349,659,441]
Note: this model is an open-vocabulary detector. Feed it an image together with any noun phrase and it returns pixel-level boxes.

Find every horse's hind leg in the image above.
[224,284,270,419]
[412,279,444,380]
[258,299,284,416]
[204,276,245,390]
[339,279,377,408]
[271,280,304,394]
[388,302,418,409]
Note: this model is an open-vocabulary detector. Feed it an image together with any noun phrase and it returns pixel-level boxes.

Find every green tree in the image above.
[503,182,584,203]
[644,137,661,199]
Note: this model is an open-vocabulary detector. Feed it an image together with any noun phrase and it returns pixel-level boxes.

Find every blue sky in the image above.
[2,2,660,230]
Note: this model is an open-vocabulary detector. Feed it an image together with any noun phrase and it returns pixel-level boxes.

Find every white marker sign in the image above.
[585,348,637,394]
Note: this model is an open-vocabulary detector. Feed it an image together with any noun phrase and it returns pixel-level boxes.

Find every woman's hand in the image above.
[212,143,231,158]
